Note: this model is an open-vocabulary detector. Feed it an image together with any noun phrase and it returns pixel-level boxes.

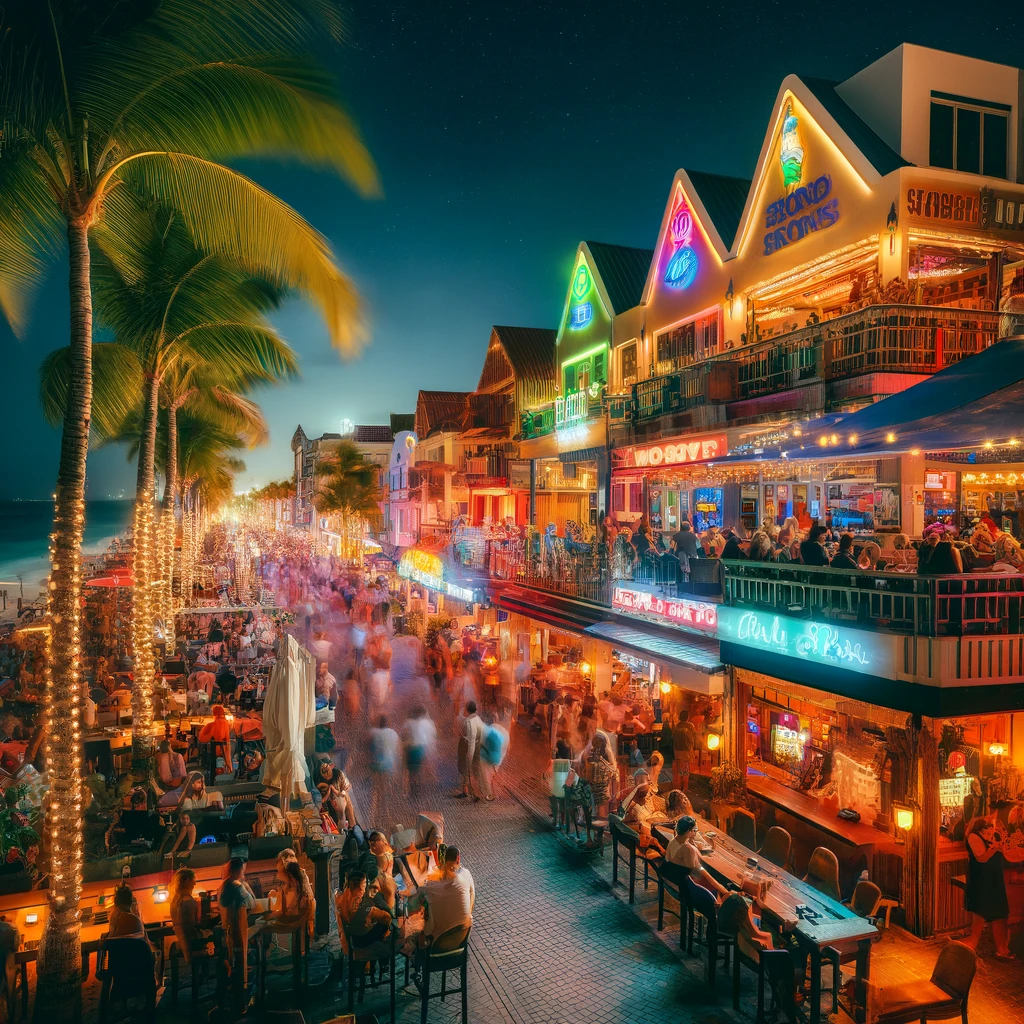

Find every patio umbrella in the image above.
[85,575,135,588]
[262,633,316,805]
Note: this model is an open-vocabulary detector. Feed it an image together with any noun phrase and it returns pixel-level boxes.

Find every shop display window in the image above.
[692,486,723,532]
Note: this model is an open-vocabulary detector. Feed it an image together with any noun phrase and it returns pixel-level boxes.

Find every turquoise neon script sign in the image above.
[717,607,890,677]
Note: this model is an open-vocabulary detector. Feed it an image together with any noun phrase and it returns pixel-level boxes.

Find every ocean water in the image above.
[0,500,134,598]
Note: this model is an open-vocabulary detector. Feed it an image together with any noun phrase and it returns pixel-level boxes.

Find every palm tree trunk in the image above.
[158,403,179,644]
[35,219,90,1023]
[163,402,178,516]
[130,373,160,782]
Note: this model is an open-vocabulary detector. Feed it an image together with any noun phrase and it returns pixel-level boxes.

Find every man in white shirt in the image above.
[422,847,474,942]
[665,816,728,899]
[455,702,485,801]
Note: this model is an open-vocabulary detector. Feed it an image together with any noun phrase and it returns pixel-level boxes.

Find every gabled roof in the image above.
[799,76,910,177]
[352,425,394,444]
[583,242,654,313]
[415,391,471,438]
[490,326,556,384]
[390,413,415,434]
[683,170,751,251]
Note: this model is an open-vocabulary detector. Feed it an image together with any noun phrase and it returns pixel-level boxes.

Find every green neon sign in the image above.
[572,263,591,301]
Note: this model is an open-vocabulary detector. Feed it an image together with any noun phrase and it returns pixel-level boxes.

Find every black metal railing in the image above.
[722,560,1024,637]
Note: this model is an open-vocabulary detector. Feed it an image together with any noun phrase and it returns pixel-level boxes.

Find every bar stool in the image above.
[803,847,842,902]
[759,826,792,869]
[414,924,471,1024]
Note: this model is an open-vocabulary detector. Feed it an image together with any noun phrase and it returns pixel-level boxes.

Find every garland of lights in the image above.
[130,490,157,780]
[39,486,85,986]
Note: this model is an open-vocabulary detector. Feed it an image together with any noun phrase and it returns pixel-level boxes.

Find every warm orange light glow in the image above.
[659,681,672,694]
[989,743,1007,757]
[706,733,721,751]
[896,807,914,831]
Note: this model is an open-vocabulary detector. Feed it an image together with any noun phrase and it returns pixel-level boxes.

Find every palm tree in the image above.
[315,438,384,558]
[40,210,297,779]
[2,3,377,1011]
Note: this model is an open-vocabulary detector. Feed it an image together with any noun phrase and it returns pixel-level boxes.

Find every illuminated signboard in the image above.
[763,174,838,255]
[612,433,727,470]
[717,606,891,678]
[906,185,980,226]
[763,103,838,256]
[662,193,699,289]
[397,548,445,592]
[612,585,717,635]
[980,187,1024,235]
[568,263,594,330]
[569,302,593,330]
[446,582,475,603]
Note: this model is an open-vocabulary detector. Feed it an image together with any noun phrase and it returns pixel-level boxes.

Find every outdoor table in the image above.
[652,817,877,1024]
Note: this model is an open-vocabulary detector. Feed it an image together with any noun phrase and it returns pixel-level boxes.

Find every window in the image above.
[655,310,720,371]
[620,343,638,385]
[929,93,1009,179]
[562,347,608,395]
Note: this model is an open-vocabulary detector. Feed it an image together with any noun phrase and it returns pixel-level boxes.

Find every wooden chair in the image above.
[729,807,757,850]
[651,859,689,945]
[96,937,157,1022]
[759,826,792,869]
[826,880,883,1014]
[334,893,399,1021]
[414,924,471,1024]
[609,815,660,904]
[259,909,310,1008]
[803,846,842,902]
[167,938,218,1018]
[683,875,733,987]
[717,893,784,1021]
[871,941,976,1024]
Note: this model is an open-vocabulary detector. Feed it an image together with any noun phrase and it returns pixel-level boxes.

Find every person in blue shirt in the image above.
[479,713,509,802]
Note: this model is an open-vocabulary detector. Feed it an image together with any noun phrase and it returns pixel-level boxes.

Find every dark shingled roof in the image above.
[415,391,471,437]
[683,170,752,249]
[491,326,556,384]
[799,77,910,176]
[583,242,653,313]
[390,412,416,434]
[352,425,394,444]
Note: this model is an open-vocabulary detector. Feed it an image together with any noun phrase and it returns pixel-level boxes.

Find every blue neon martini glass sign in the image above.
[663,193,699,289]
[569,263,593,330]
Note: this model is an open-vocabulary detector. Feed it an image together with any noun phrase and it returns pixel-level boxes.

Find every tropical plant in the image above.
[1,2,376,1011]
[314,438,384,556]
[40,205,297,779]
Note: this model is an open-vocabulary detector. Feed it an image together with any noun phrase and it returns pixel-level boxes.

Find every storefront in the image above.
[396,548,482,616]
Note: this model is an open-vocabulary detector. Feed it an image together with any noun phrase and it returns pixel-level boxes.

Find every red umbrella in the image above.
[85,575,134,588]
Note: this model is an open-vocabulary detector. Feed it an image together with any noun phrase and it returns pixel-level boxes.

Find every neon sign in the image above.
[572,263,591,301]
[662,194,699,289]
[763,174,839,255]
[780,104,804,186]
[398,548,445,592]
[446,582,475,603]
[612,432,727,470]
[612,586,717,635]
[569,302,593,330]
[717,607,886,677]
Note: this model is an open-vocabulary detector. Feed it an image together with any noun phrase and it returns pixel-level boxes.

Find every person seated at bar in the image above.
[721,529,744,560]
[367,831,399,911]
[157,739,187,791]
[621,768,666,829]
[267,857,311,933]
[829,533,858,569]
[181,772,224,811]
[666,816,728,899]
[317,760,356,828]
[799,524,829,566]
[170,867,214,957]
[108,884,145,938]
[420,846,474,946]
[198,705,233,772]
[169,811,197,856]
[335,870,392,948]
[664,789,694,820]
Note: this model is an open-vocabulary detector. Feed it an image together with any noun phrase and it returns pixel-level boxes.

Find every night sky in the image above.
[0,1,1019,499]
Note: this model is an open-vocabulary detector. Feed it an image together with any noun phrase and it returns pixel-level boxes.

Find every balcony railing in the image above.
[630,305,1002,421]
[521,405,555,439]
[722,560,1024,637]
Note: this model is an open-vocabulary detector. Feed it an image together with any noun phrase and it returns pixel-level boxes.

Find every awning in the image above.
[584,620,726,695]
[714,337,1024,465]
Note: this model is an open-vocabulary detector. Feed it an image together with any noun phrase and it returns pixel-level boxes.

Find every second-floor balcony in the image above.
[629,304,1002,422]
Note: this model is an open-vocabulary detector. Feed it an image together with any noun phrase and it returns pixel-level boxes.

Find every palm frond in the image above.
[0,149,64,334]
[185,387,270,447]
[38,342,144,437]
[114,154,364,356]
[169,321,298,381]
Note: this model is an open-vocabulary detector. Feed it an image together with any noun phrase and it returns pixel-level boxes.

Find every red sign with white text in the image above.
[612,585,718,635]
[612,432,727,471]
